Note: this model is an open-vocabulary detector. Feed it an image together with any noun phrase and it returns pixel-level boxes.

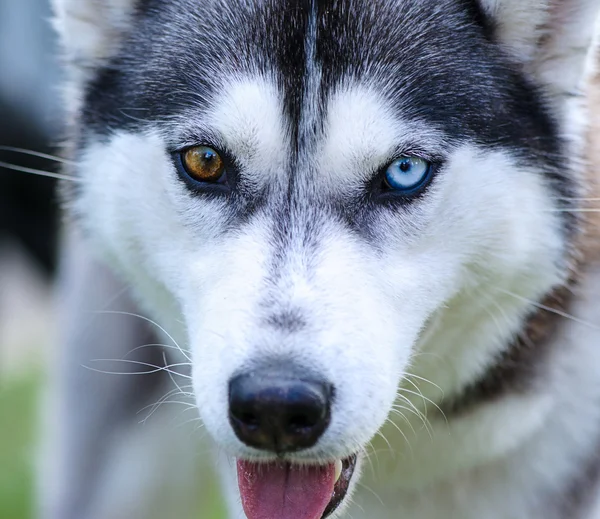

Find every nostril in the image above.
[287,412,317,431]
[240,412,260,428]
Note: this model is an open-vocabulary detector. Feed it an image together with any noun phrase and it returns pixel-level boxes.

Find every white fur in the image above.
[321,85,448,187]
[204,77,289,190]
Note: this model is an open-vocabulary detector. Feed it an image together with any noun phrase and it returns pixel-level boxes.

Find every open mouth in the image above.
[237,455,357,519]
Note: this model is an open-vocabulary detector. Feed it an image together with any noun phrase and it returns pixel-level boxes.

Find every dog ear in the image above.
[479,0,600,102]
[52,0,138,72]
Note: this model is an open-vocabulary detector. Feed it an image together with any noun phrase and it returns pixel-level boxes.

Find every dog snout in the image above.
[228,366,333,454]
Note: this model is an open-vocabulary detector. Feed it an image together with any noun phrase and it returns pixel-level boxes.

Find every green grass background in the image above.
[0,374,37,519]
[0,373,227,519]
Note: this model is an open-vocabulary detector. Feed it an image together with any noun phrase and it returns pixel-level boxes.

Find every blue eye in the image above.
[384,156,432,194]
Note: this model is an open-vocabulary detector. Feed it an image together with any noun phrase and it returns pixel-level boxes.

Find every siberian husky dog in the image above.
[41,1,600,518]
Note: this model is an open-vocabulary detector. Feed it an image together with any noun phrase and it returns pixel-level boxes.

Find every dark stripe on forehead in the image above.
[244,0,309,155]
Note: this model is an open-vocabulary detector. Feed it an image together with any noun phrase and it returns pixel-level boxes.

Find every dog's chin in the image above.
[235,454,358,519]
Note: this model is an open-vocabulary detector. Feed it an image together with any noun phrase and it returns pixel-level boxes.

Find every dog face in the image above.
[55,0,598,515]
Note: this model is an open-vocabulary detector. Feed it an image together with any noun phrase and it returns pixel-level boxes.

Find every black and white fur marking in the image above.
[41,1,600,518]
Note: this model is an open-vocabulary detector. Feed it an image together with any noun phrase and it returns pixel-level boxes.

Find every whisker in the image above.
[400,388,448,424]
[408,349,444,363]
[177,414,203,426]
[389,407,417,436]
[118,108,155,124]
[385,415,413,454]
[146,400,196,409]
[471,284,515,357]
[393,395,433,437]
[86,358,192,379]
[404,372,444,397]
[163,351,188,399]
[395,389,428,418]
[391,404,432,438]
[356,482,386,508]
[95,310,192,362]
[83,365,170,377]
[345,495,366,517]
[375,430,394,456]
[402,377,431,419]
[0,160,81,182]
[141,400,197,417]
[74,285,131,338]
[140,384,194,422]
[125,343,189,357]
[362,443,378,478]
[139,386,192,415]
[0,145,75,164]
[177,416,205,432]
[493,287,600,331]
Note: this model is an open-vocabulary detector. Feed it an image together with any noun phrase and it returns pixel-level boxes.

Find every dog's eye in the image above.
[180,146,225,183]
[383,156,432,194]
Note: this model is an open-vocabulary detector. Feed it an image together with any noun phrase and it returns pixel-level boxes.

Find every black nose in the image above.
[228,367,333,454]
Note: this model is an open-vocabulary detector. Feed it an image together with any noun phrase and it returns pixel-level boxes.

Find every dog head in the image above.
[55,0,600,516]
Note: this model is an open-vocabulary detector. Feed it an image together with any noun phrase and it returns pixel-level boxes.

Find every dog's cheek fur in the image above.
[371,142,565,399]
[71,130,235,332]
[423,144,565,295]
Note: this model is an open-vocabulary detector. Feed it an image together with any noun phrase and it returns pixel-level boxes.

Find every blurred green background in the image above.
[0,373,38,519]
[0,371,228,519]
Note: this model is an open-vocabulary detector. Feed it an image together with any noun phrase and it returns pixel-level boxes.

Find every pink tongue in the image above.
[237,460,335,519]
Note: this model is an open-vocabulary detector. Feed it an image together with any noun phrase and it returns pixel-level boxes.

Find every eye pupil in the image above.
[399,160,411,172]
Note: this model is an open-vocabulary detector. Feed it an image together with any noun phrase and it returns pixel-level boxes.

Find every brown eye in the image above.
[181,146,225,182]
